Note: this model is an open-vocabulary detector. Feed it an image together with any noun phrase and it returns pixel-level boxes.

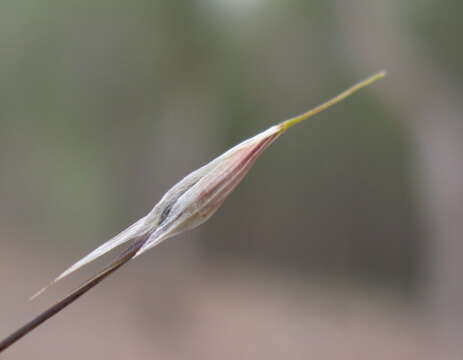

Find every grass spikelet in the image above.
[0,71,385,353]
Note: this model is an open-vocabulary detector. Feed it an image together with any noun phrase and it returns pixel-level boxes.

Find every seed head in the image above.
[31,71,386,299]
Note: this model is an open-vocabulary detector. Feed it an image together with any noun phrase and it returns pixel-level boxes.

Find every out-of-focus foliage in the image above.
[1,0,462,359]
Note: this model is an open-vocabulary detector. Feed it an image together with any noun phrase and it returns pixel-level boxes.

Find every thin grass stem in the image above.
[0,240,144,353]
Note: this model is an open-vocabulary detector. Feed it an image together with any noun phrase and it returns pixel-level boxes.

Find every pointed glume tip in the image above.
[279,70,386,132]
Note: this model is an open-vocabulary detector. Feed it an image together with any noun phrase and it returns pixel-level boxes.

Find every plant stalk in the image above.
[0,240,144,353]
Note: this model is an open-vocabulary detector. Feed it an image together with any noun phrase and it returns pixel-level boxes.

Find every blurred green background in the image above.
[1,0,462,359]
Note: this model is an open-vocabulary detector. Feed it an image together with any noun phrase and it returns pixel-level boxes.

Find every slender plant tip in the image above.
[1,70,386,354]
[279,70,386,132]
[29,70,386,301]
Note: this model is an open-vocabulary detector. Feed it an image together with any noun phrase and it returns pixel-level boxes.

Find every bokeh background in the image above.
[1,0,462,359]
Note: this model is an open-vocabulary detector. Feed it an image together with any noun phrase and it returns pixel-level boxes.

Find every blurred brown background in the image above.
[1,0,462,359]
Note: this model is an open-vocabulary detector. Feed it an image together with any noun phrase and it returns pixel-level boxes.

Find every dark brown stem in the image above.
[0,241,144,353]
